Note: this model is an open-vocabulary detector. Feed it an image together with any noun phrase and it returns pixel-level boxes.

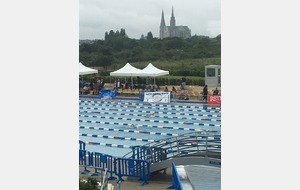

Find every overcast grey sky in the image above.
[79,0,220,40]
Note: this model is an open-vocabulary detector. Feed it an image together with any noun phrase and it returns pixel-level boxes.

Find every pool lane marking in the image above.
[80,133,155,142]
[80,132,221,142]
[79,107,221,117]
[79,110,221,121]
[79,102,220,114]
[83,141,131,148]
[79,125,179,137]
[79,120,220,131]
[79,114,221,127]
[79,99,221,110]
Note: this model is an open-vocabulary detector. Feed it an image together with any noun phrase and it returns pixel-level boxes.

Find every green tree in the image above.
[146,32,153,40]
[165,37,183,50]
[79,177,99,190]
[120,28,127,38]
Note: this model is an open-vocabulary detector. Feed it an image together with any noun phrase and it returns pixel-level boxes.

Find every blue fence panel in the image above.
[79,149,90,174]
[130,146,152,160]
[90,152,116,180]
[131,146,167,163]
[79,150,87,166]
[115,158,151,186]
[79,140,86,150]
[168,162,184,190]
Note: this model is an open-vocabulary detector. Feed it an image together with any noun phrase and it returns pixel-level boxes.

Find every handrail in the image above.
[122,131,221,162]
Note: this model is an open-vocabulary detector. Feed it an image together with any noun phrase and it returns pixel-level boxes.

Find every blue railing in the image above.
[115,158,150,186]
[79,141,150,186]
[79,131,221,186]
[123,131,221,162]
[168,162,184,190]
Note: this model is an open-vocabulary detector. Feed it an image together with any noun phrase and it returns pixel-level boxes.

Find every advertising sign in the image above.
[208,95,221,105]
[143,92,170,103]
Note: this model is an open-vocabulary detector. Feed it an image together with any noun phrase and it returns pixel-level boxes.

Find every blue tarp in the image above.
[99,89,117,99]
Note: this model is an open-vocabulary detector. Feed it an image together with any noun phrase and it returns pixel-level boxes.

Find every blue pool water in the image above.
[79,97,221,158]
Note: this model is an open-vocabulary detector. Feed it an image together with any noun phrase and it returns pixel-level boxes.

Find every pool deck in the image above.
[81,84,221,103]
[79,166,174,190]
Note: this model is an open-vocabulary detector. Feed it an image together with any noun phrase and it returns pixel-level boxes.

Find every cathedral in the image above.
[159,7,191,39]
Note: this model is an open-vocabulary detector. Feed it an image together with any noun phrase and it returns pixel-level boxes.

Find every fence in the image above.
[79,131,221,186]
[167,162,184,190]
[79,142,151,186]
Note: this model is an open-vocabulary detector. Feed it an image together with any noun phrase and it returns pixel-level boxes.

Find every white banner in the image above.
[143,92,170,103]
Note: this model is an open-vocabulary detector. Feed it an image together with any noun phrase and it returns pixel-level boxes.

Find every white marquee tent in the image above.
[140,63,169,76]
[110,63,142,76]
[140,63,169,85]
[79,62,98,90]
[110,62,169,86]
[110,63,143,87]
[79,62,98,75]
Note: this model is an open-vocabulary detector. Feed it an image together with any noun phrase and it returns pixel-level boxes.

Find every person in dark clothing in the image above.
[213,87,219,95]
[100,79,105,89]
[202,85,208,102]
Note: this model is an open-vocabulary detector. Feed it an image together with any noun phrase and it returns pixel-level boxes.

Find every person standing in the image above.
[181,76,186,90]
[100,79,105,90]
[172,86,177,99]
[202,85,208,102]
[115,79,121,90]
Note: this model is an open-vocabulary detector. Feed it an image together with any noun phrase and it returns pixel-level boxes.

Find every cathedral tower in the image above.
[159,10,169,39]
[169,6,176,37]
[159,7,191,39]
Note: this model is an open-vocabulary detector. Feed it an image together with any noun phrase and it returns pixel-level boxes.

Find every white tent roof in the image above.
[110,63,143,76]
[140,63,169,77]
[79,62,98,75]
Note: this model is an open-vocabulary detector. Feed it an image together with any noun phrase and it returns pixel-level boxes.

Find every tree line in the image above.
[79,28,221,77]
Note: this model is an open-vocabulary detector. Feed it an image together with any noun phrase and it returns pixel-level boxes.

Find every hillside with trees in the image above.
[79,28,221,78]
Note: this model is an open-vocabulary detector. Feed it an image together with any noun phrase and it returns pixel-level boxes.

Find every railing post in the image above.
[205,134,208,157]
[176,137,180,157]
[195,132,200,152]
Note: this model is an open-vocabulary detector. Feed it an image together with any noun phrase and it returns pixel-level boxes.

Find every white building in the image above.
[205,65,221,87]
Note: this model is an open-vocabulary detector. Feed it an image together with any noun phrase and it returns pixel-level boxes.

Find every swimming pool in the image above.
[79,97,221,158]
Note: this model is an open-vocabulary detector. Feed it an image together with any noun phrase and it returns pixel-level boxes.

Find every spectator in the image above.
[172,86,177,99]
[178,90,186,100]
[202,85,208,102]
[164,86,169,92]
[116,79,121,91]
[213,87,219,95]
[181,76,186,90]
[83,84,90,95]
[100,79,105,90]
[89,81,94,92]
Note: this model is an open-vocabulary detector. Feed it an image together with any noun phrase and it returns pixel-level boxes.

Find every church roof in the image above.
[167,25,190,31]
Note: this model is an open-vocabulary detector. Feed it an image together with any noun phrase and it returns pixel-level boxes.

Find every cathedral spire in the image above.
[160,10,166,27]
[172,6,174,17]
[160,10,168,39]
[170,6,176,27]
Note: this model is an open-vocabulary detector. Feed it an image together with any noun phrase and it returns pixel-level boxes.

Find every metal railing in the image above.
[122,131,221,162]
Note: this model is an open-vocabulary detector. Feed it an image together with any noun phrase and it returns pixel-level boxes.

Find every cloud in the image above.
[79,0,221,39]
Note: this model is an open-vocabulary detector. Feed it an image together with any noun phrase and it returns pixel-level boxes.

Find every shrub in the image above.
[79,177,99,190]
